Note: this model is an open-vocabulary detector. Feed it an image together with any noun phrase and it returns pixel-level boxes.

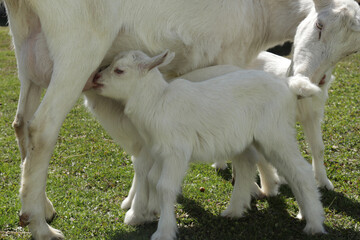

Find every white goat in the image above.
[4,0,358,238]
[287,0,360,190]
[94,50,325,239]
[5,0,316,238]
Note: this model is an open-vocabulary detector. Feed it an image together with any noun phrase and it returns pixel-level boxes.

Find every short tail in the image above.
[288,75,321,98]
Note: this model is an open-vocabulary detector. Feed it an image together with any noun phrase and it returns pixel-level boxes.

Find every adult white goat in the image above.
[4,0,315,238]
[94,49,325,239]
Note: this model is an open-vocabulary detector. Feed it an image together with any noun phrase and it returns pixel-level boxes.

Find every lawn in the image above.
[0,26,359,240]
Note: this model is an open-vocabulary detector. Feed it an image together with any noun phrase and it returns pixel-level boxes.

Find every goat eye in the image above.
[114,68,124,74]
[316,22,323,30]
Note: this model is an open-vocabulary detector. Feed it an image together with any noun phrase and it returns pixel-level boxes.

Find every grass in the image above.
[0,26,359,239]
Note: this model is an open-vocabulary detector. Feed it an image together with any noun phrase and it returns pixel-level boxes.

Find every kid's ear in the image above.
[141,50,175,71]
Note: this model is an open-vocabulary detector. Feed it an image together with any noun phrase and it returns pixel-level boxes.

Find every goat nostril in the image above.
[94,73,101,81]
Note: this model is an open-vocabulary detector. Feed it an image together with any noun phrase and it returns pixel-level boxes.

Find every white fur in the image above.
[95,50,325,239]
[7,0,359,238]
[248,51,335,192]
[291,0,360,84]
[5,0,315,238]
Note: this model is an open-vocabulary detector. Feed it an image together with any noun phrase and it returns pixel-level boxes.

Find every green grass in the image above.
[0,26,359,239]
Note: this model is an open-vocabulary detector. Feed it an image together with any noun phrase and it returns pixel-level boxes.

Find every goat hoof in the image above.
[46,212,57,223]
[121,197,132,210]
[212,162,228,170]
[19,213,30,227]
[303,222,326,235]
[254,190,266,199]
[51,237,65,240]
[124,209,147,226]
[29,224,64,240]
[221,208,245,219]
[260,187,279,197]
[320,179,334,191]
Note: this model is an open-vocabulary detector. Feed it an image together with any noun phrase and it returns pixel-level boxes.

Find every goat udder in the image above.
[83,72,103,91]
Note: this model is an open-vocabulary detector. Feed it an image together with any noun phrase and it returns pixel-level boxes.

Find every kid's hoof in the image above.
[221,207,245,219]
[46,212,57,223]
[121,197,132,210]
[303,222,326,235]
[19,213,30,227]
[124,209,148,226]
[319,179,334,191]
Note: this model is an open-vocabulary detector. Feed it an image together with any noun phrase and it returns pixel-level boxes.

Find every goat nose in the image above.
[94,73,101,81]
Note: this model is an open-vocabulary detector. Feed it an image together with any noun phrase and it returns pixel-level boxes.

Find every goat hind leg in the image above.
[147,158,163,218]
[221,145,258,218]
[260,139,325,234]
[151,154,189,240]
[121,156,138,210]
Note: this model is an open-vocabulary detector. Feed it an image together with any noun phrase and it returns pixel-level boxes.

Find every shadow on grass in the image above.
[107,190,359,240]
[107,222,157,240]
[279,184,360,223]
[176,195,305,240]
[321,189,360,223]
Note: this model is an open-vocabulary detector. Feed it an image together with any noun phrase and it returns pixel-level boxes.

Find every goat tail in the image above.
[288,75,321,98]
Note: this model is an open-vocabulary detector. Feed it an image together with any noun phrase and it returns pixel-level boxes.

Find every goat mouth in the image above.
[92,72,104,89]
[92,79,104,89]
[319,75,326,86]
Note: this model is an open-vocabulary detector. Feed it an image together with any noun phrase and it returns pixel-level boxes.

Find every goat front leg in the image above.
[221,146,258,218]
[124,148,155,225]
[12,81,42,161]
[151,153,189,240]
[298,100,334,190]
[121,157,138,210]
[19,60,108,240]
[12,78,58,223]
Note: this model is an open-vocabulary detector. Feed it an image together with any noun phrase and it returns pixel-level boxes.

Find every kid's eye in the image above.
[316,22,323,30]
[114,68,124,74]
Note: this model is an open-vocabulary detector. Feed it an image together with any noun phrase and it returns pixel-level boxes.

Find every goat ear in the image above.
[141,50,175,71]
[313,0,331,11]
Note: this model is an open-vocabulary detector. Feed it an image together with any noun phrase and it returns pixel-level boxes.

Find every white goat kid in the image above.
[113,64,243,214]
[95,50,325,239]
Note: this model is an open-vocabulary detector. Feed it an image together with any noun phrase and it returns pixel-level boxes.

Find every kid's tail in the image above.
[288,75,321,98]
